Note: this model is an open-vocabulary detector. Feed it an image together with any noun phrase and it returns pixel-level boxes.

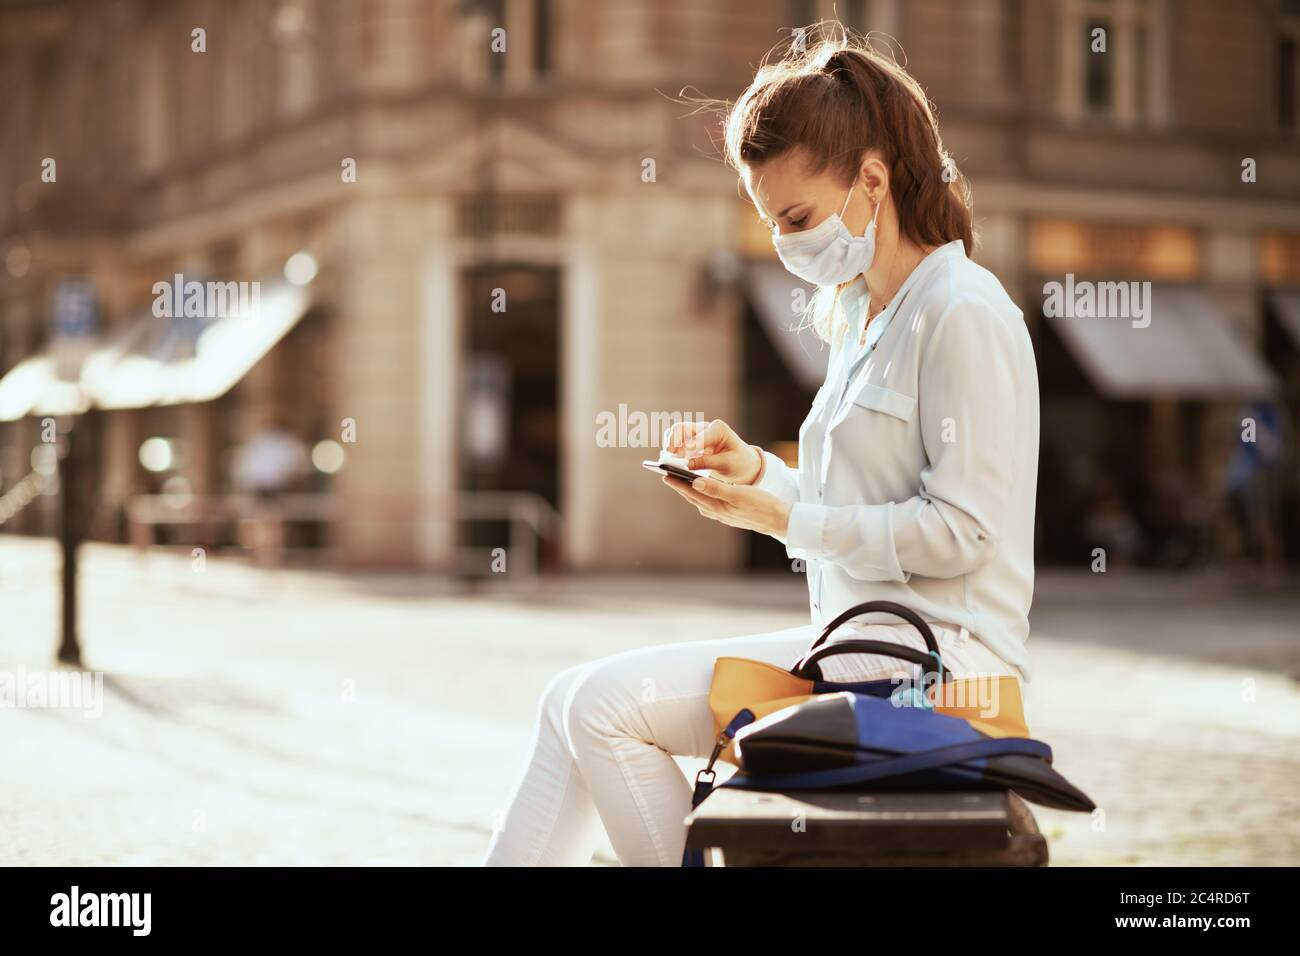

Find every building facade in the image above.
[1,0,1298,571]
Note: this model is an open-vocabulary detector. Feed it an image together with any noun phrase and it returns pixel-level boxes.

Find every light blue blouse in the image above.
[754,240,1042,682]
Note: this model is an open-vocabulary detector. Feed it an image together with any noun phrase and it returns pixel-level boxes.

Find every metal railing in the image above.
[122,489,563,575]
[454,491,562,577]
[0,469,52,527]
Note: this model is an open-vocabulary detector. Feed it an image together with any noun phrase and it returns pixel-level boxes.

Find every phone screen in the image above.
[641,460,704,482]
[659,462,703,482]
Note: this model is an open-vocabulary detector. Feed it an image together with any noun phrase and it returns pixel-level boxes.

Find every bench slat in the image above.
[685,790,1048,866]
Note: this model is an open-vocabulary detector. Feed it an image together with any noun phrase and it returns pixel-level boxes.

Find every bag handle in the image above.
[808,600,941,657]
[792,639,945,685]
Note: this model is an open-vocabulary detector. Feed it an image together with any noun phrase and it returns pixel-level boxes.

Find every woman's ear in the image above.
[857,153,890,205]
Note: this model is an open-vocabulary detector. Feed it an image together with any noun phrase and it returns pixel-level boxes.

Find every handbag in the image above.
[707,600,1029,767]
[682,601,1091,867]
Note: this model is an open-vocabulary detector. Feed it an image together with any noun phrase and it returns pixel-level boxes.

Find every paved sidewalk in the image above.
[1,537,1297,865]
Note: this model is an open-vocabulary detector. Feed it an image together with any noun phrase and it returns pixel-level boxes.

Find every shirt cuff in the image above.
[752,449,793,498]
[784,502,827,561]
[784,501,910,582]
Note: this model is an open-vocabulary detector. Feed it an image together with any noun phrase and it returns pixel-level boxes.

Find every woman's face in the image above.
[743,148,882,240]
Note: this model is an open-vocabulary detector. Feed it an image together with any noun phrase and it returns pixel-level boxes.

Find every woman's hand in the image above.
[662,419,763,485]
[662,475,792,538]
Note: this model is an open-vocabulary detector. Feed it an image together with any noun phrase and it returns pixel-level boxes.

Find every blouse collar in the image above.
[837,239,966,331]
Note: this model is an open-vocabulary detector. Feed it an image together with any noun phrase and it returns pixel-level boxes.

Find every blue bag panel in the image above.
[850,692,990,757]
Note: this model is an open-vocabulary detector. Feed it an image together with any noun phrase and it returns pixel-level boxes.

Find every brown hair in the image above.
[705,24,974,341]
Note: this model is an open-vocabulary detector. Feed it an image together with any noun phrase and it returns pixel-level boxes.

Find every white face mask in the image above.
[772,182,880,287]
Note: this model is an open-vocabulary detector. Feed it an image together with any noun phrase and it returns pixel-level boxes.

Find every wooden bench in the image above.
[684,789,1048,866]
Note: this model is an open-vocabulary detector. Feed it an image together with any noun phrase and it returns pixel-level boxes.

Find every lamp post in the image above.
[56,410,96,666]
[49,277,100,667]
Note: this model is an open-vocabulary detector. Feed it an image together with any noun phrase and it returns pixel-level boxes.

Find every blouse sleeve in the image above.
[782,296,1022,581]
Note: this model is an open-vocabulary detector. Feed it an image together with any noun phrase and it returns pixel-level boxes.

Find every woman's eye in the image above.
[789,215,808,229]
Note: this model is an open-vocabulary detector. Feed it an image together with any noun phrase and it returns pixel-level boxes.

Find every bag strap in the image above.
[808,600,940,656]
[721,736,1052,793]
[792,639,946,685]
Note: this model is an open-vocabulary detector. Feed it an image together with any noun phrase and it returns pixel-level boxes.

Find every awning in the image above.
[0,353,91,421]
[0,278,311,420]
[1044,284,1277,399]
[1270,289,1300,349]
[743,261,830,391]
[83,279,311,409]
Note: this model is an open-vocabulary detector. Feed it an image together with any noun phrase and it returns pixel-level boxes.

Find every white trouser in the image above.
[482,620,1020,867]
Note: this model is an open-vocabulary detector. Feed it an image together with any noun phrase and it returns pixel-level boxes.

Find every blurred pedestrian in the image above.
[232,415,310,501]
[1082,476,1143,569]
[231,412,310,563]
[1226,399,1289,573]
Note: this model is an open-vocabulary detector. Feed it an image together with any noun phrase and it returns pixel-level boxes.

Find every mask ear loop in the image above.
[837,182,855,220]
[866,186,882,232]
[845,182,881,239]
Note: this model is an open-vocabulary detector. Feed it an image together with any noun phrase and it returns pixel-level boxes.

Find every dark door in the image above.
[459,264,561,564]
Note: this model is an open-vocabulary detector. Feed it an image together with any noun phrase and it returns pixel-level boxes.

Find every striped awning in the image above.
[0,278,311,420]
[1044,284,1277,399]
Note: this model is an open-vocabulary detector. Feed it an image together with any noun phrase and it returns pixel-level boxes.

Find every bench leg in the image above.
[1005,791,1050,866]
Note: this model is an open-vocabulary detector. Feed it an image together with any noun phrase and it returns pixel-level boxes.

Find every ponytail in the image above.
[819,46,973,258]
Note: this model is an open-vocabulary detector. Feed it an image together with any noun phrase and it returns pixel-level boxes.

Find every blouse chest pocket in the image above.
[829,379,917,434]
[850,382,916,422]
[821,379,917,488]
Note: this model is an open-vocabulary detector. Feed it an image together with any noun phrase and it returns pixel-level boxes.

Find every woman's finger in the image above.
[662,474,691,495]
[686,419,728,456]
[665,419,707,454]
[662,422,685,454]
[686,452,730,472]
[690,477,739,502]
[664,475,729,513]
[662,475,708,504]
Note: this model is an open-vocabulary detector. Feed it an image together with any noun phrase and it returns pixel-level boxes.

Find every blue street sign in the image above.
[51,277,99,339]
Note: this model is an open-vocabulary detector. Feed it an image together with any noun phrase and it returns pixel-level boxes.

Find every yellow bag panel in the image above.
[708,657,813,736]
[707,659,1030,766]
[932,674,1029,739]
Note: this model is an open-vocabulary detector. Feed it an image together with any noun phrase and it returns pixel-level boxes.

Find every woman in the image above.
[483,29,1040,867]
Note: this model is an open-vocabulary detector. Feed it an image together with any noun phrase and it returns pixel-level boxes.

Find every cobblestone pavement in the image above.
[1,538,1297,866]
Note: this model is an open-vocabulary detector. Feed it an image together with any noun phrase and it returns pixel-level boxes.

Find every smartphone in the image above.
[641,460,705,483]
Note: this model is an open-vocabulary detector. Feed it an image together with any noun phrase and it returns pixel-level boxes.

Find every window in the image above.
[1003,0,1023,89]
[533,0,552,77]
[1259,232,1300,286]
[803,0,901,40]
[1084,18,1114,114]
[137,27,168,173]
[270,0,319,118]
[457,193,560,238]
[1028,219,1201,281]
[1059,0,1166,127]
[1134,22,1149,117]
[1281,2,1300,136]
[484,0,505,85]
[458,0,553,88]
[1281,36,1296,133]
[845,0,869,33]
